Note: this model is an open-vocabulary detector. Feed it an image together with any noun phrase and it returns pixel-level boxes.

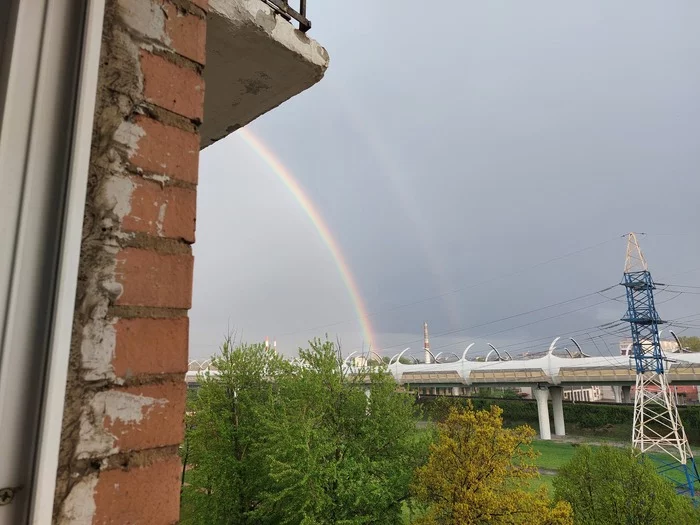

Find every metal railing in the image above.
[263,0,310,32]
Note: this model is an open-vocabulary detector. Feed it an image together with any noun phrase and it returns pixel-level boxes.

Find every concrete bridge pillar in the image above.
[612,386,622,403]
[621,385,631,404]
[533,386,552,440]
[550,386,565,436]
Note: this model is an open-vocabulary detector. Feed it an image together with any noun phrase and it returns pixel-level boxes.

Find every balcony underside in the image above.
[201,0,329,148]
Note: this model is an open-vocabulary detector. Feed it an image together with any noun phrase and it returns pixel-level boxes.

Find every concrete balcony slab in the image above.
[201,0,329,148]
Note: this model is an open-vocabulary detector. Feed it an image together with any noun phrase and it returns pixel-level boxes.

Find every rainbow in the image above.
[330,85,460,327]
[237,128,377,351]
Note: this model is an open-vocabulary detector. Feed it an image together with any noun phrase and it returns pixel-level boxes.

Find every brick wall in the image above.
[54,0,206,522]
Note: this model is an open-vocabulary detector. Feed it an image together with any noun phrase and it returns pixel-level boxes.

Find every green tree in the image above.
[411,405,572,525]
[679,336,700,353]
[182,337,430,524]
[553,445,699,525]
[182,339,290,523]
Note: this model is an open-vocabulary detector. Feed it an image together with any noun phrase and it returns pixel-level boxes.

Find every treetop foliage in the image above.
[553,445,700,525]
[182,338,431,524]
[183,337,694,525]
[411,405,572,525]
[679,336,700,353]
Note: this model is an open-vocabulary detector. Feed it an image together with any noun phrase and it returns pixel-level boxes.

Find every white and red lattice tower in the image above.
[622,233,700,496]
[423,321,431,364]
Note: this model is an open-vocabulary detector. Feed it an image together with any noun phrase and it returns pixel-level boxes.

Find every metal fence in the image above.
[263,0,310,32]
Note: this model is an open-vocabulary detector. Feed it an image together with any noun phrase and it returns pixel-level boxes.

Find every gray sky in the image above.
[190,1,700,361]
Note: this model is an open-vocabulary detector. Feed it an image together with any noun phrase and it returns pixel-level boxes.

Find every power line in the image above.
[379,285,619,353]
[459,312,700,358]
[274,235,623,339]
[436,310,700,360]
[588,333,603,354]
[497,321,626,350]
[596,335,613,355]
[500,331,620,357]
[597,291,628,303]
[656,291,685,304]
[480,299,700,357]
[393,322,624,359]
[673,311,700,321]
[426,295,625,353]
[471,325,627,369]
[504,311,700,356]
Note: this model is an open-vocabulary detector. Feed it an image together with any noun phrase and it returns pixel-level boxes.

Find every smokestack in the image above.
[424,321,431,364]
[265,336,269,350]
[273,339,277,352]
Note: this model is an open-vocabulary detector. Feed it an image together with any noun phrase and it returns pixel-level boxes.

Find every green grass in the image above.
[648,453,698,486]
[524,441,577,495]
[531,441,582,470]
[530,440,697,491]
[525,474,555,495]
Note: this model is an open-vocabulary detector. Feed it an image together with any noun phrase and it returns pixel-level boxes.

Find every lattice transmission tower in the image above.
[621,233,700,496]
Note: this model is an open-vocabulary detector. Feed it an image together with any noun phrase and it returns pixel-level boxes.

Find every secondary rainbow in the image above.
[237,128,376,350]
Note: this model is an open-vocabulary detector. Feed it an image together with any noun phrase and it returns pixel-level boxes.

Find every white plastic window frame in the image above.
[0,0,105,522]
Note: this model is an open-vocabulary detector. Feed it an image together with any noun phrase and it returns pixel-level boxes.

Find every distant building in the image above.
[352,356,368,367]
[631,384,699,404]
[516,387,533,398]
[599,386,617,401]
[518,386,601,402]
[619,338,679,356]
[564,386,601,403]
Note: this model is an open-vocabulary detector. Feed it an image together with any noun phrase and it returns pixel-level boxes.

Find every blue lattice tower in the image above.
[621,233,700,496]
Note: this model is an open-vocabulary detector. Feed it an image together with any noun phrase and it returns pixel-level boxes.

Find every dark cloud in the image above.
[190,0,700,359]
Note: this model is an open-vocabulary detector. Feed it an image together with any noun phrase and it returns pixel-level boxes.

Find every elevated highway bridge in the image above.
[387,354,700,388]
[186,342,700,441]
[382,349,700,440]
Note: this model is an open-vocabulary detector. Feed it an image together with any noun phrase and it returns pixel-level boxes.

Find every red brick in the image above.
[104,382,186,451]
[122,178,196,242]
[130,116,199,184]
[164,3,206,65]
[113,317,189,377]
[93,456,181,525]
[141,51,204,120]
[115,248,193,308]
